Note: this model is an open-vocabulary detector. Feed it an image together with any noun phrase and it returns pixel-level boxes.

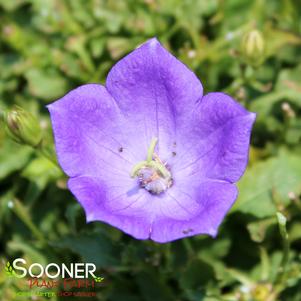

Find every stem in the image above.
[274,212,290,288]
[182,238,194,258]
[226,268,254,287]
[259,246,269,281]
[35,141,58,166]
[10,198,47,245]
[0,107,5,121]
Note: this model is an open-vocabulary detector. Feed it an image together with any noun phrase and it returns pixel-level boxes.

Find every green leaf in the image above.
[25,69,69,101]
[274,65,301,110]
[0,140,32,180]
[247,218,276,242]
[135,269,175,301]
[0,0,29,11]
[22,156,62,190]
[251,64,301,118]
[51,232,120,268]
[288,222,301,243]
[264,25,301,57]
[7,236,47,266]
[180,259,215,291]
[233,149,301,217]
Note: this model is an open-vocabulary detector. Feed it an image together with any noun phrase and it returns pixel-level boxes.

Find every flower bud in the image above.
[5,106,42,147]
[281,102,295,119]
[241,29,265,67]
[251,283,274,301]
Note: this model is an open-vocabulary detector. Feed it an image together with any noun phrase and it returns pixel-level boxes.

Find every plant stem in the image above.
[35,141,58,166]
[274,212,290,290]
[11,198,47,246]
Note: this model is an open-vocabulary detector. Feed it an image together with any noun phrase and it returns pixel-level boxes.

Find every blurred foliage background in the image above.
[1,0,301,300]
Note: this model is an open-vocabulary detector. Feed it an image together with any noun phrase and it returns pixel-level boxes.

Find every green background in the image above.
[1,0,301,300]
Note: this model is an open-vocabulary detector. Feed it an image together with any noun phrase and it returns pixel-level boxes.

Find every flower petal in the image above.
[48,84,138,178]
[151,180,238,243]
[173,92,256,183]
[106,38,203,160]
[68,176,153,240]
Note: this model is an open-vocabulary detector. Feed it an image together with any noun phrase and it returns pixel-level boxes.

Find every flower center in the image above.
[131,137,173,194]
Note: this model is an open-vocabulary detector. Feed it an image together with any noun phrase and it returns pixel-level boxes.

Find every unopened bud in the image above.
[5,106,42,147]
[288,191,297,200]
[241,29,265,67]
[281,102,295,118]
[251,283,273,301]
[187,49,196,59]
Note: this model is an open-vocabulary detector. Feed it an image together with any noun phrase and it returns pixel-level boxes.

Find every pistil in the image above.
[131,137,172,194]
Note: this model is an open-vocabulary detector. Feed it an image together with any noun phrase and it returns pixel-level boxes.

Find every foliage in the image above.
[1,0,301,300]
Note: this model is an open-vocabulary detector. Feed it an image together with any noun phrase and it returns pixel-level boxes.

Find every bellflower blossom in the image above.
[48,38,256,243]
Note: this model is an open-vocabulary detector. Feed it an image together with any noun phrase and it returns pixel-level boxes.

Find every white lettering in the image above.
[75,263,85,278]
[85,263,96,278]
[61,263,73,278]
[13,258,27,278]
[29,263,44,278]
[45,263,60,279]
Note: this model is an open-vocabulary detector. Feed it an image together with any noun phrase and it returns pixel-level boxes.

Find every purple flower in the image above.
[48,38,255,243]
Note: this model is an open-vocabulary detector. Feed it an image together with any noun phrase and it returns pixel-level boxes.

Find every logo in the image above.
[5,261,15,277]
[4,258,105,298]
